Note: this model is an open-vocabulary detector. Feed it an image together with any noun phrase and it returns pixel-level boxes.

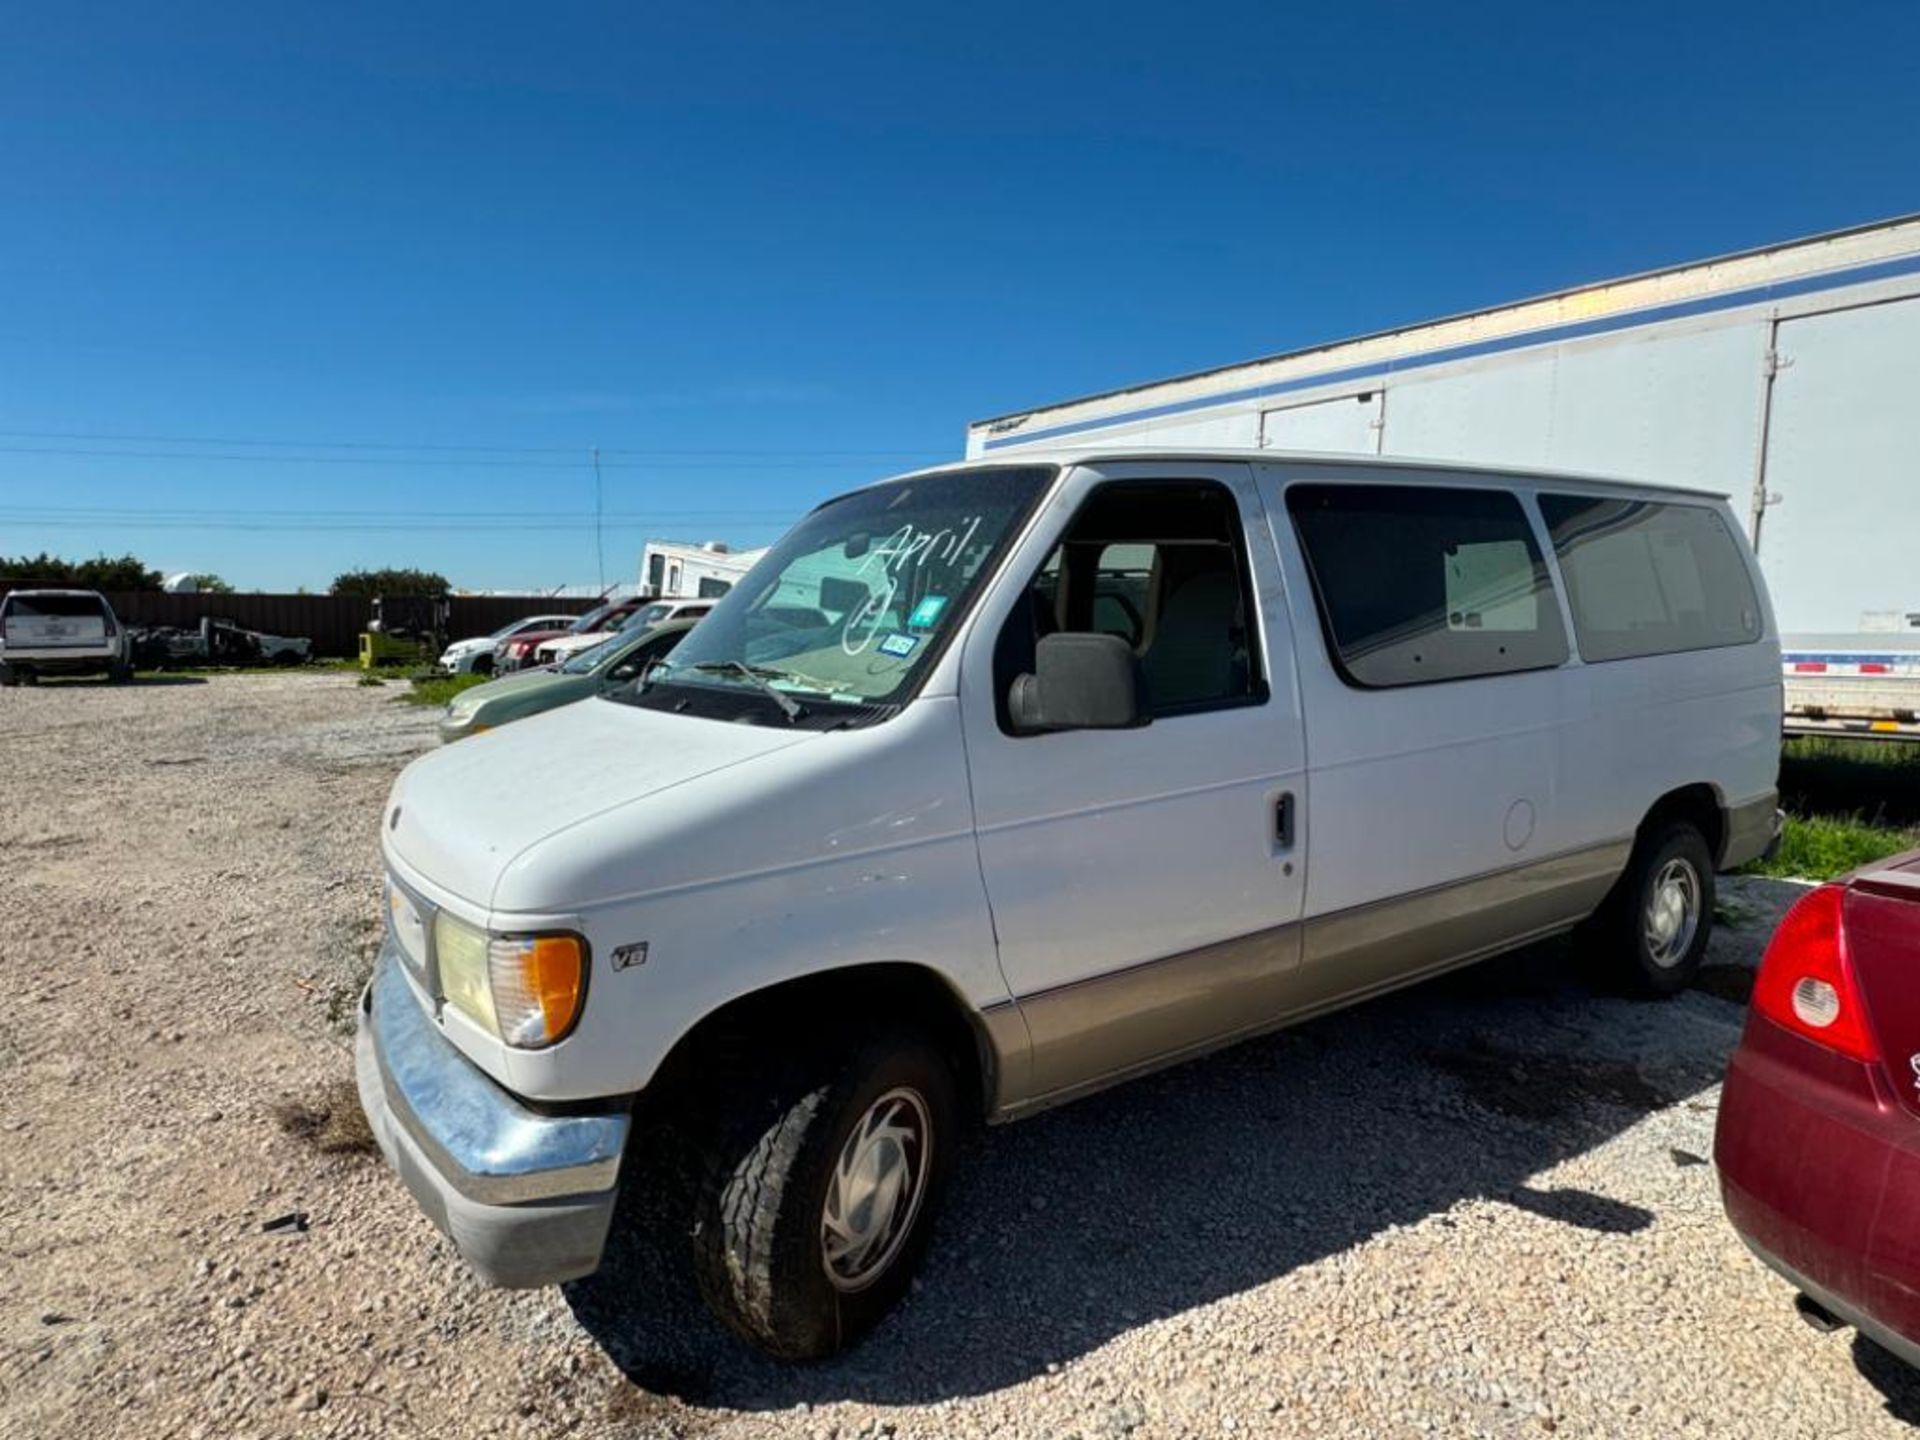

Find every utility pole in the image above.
[591,446,606,590]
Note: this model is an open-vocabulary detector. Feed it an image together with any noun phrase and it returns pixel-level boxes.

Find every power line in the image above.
[0,443,932,471]
[0,510,794,526]
[0,516,798,534]
[0,426,948,460]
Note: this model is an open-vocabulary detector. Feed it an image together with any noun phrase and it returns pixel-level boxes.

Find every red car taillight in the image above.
[1751,884,1880,1062]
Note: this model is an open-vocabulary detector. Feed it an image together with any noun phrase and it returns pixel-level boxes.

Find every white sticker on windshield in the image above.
[878,633,919,659]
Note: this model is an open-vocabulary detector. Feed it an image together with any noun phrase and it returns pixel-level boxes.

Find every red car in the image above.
[1717,847,1920,1369]
[493,598,646,673]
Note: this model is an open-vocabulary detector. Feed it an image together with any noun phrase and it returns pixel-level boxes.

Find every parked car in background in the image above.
[1717,848,1920,1370]
[359,452,1780,1359]
[0,589,132,684]
[438,614,578,676]
[493,599,647,674]
[438,618,694,744]
[130,616,312,668]
[531,597,715,667]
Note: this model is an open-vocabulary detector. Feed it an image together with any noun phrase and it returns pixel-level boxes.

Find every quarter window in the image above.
[1538,495,1762,662]
[1287,483,1568,688]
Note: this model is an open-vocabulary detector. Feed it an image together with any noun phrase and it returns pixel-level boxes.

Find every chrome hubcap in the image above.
[1644,857,1701,968]
[821,1087,931,1293]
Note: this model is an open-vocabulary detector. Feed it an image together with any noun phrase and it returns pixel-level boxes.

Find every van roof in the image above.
[890,448,1729,502]
[1,588,108,598]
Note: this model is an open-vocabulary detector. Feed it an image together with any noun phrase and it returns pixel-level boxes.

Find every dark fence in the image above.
[0,586,600,659]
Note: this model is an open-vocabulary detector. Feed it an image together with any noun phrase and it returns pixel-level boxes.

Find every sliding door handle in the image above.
[1274,791,1296,849]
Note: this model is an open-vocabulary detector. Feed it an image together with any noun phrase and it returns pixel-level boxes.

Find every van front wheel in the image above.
[687,1029,954,1360]
[1588,821,1714,998]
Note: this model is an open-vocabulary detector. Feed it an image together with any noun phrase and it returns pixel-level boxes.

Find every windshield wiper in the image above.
[685,660,807,721]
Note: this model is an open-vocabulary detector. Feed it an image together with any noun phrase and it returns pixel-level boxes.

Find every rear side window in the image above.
[1287,483,1569,688]
[1538,495,1761,662]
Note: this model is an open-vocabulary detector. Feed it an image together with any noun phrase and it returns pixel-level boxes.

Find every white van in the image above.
[356,451,1781,1358]
[0,589,133,684]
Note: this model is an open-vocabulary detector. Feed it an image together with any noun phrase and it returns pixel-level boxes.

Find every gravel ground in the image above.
[3,671,1918,1439]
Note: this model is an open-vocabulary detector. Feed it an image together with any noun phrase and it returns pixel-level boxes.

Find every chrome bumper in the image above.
[355,942,627,1286]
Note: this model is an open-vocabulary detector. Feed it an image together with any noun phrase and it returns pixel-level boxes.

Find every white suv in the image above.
[0,589,133,684]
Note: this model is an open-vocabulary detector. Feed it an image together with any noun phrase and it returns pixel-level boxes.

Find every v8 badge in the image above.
[611,942,650,972]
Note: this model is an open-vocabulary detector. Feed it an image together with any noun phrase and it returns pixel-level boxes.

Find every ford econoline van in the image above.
[356,451,1782,1358]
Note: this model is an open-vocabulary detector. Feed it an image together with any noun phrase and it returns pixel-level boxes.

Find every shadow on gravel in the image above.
[1853,1336,1920,1427]
[565,934,1749,1411]
[33,673,209,686]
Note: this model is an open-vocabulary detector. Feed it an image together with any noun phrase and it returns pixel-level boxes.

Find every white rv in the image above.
[640,540,767,601]
[967,217,1920,738]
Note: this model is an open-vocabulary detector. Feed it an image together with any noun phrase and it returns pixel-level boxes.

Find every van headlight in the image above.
[431,911,587,1049]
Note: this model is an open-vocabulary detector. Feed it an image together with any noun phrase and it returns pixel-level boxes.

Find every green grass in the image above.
[1778,735,1920,828]
[401,672,488,707]
[1744,813,1919,881]
[1741,737,1920,880]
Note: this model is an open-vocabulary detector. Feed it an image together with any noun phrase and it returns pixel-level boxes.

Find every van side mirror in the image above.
[1008,633,1147,734]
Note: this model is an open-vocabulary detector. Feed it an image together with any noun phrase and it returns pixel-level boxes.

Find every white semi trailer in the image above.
[966,216,1920,738]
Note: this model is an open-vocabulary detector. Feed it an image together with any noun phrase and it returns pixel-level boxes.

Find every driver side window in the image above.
[994,479,1265,730]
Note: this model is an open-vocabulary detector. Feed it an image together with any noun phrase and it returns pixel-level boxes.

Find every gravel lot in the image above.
[4,672,1918,1439]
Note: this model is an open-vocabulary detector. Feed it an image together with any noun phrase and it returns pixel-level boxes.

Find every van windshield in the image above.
[633,466,1053,724]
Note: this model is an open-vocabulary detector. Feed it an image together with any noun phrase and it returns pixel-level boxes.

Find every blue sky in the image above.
[2,1,1916,591]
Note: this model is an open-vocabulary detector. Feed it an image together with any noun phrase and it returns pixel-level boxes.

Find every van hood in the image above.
[385,696,814,910]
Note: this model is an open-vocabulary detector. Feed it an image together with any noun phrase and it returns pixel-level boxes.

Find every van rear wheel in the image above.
[1586,820,1714,998]
[686,1028,954,1360]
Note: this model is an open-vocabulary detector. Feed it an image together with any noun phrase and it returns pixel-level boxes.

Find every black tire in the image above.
[109,660,133,684]
[687,1028,955,1360]
[0,662,14,688]
[471,654,493,676]
[1583,820,1715,998]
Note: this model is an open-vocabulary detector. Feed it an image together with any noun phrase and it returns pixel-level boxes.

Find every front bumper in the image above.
[355,943,627,1287]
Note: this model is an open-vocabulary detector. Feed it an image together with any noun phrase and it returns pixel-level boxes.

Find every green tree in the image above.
[329,567,451,597]
[185,573,236,594]
[0,552,162,589]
